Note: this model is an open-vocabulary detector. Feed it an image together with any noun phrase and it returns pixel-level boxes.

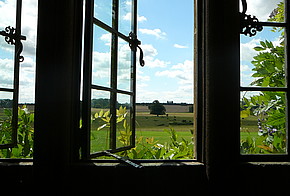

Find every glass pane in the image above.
[94,0,113,27]
[240,91,287,154]
[92,25,111,88]
[117,39,132,91]
[240,0,284,22]
[90,90,111,154]
[119,0,132,35]
[0,56,14,89]
[116,93,132,149]
[240,27,285,87]
[0,1,16,89]
[0,91,13,145]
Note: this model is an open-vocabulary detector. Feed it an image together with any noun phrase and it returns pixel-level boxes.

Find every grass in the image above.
[240,115,259,141]
[90,112,194,153]
[90,110,263,153]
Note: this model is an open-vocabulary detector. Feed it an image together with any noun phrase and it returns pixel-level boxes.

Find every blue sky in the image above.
[136,0,194,103]
[0,0,284,104]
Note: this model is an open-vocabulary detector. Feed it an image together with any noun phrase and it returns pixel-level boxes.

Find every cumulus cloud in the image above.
[0,0,38,56]
[240,39,260,62]
[155,60,193,85]
[243,0,282,22]
[0,0,37,103]
[141,44,170,68]
[139,28,167,39]
[173,44,188,49]
[123,13,147,22]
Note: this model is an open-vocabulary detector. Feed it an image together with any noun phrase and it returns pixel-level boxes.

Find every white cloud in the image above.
[141,44,170,68]
[243,0,282,22]
[155,60,193,84]
[240,64,251,72]
[123,12,147,22]
[240,39,260,62]
[0,0,38,103]
[173,44,188,49]
[139,28,167,39]
[136,86,193,104]
[0,58,14,88]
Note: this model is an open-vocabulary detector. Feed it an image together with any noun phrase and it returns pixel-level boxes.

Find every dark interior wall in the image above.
[0,162,290,195]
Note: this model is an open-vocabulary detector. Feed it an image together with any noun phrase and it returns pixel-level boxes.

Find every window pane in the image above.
[90,90,111,154]
[119,0,132,36]
[94,0,113,27]
[92,25,111,88]
[117,38,132,91]
[0,91,13,145]
[240,0,284,22]
[116,93,132,149]
[240,27,285,87]
[240,91,287,154]
[0,55,14,89]
[0,0,16,90]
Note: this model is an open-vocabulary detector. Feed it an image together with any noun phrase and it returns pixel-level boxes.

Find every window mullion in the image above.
[110,0,120,150]
[285,0,290,156]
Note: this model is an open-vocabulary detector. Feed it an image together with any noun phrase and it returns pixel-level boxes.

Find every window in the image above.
[82,0,141,159]
[0,0,37,158]
[81,0,195,160]
[240,0,290,160]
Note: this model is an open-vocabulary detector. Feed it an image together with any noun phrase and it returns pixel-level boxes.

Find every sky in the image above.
[0,0,284,104]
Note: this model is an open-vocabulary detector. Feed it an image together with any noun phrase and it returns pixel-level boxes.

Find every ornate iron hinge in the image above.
[129,32,145,67]
[0,26,26,62]
[240,0,263,37]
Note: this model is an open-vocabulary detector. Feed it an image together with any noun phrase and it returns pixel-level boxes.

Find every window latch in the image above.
[102,151,143,169]
[239,0,263,37]
[129,32,145,67]
[0,26,26,62]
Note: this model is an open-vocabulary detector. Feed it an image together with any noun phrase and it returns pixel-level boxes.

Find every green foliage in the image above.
[125,128,194,159]
[148,100,166,116]
[0,105,34,158]
[240,3,287,154]
[95,107,194,159]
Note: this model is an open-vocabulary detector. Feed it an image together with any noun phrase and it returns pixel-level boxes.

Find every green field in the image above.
[240,115,259,141]
[90,112,194,153]
[90,111,261,153]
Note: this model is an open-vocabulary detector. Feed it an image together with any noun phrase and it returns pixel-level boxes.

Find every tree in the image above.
[241,2,286,153]
[148,100,166,116]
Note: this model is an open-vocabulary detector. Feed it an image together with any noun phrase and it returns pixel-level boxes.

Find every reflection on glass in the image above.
[0,56,14,89]
[240,91,286,154]
[119,0,132,35]
[116,93,132,148]
[92,25,111,88]
[94,0,113,26]
[90,90,111,153]
[240,0,284,22]
[0,91,13,145]
[240,27,285,87]
[117,39,131,91]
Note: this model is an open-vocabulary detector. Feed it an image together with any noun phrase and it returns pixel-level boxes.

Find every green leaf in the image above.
[260,41,267,48]
[240,109,251,118]
[254,46,265,51]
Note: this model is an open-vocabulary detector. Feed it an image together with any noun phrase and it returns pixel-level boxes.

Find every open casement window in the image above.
[82,0,143,159]
[0,0,25,149]
[240,0,290,161]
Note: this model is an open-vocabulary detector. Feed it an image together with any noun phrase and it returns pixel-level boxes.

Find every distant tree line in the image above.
[0,99,13,108]
[91,98,130,109]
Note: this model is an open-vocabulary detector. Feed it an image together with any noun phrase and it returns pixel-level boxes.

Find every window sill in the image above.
[74,160,204,168]
[241,162,290,166]
[0,159,33,166]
